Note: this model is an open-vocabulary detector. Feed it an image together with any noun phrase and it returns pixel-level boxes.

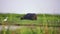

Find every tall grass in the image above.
[0,14,60,34]
[0,26,60,34]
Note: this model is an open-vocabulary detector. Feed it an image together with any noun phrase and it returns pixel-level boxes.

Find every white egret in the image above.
[3,17,8,22]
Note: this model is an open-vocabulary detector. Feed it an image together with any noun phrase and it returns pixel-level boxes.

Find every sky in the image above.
[0,0,60,14]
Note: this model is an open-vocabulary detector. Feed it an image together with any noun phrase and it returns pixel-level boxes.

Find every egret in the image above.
[3,17,8,22]
[2,17,8,34]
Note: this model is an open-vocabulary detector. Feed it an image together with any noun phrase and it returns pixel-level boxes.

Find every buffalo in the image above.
[21,13,37,20]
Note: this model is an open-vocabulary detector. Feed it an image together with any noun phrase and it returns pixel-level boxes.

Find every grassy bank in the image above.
[0,13,60,34]
[0,14,60,26]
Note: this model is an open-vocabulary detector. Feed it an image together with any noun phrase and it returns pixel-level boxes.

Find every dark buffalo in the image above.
[21,13,37,20]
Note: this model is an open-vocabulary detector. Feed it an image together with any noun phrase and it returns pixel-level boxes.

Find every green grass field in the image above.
[0,14,60,26]
[0,13,60,34]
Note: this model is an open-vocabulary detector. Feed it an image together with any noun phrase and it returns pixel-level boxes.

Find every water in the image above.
[0,25,22,31]
[0,25,60,31]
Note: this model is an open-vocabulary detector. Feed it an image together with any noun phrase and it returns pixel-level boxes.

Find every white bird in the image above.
[3,17,8,22]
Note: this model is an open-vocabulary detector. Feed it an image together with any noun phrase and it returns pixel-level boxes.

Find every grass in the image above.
[0,13,60,34]
[0,14,60,26]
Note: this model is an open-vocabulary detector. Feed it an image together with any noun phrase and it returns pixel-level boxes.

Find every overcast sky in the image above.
[0,0,60,14]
